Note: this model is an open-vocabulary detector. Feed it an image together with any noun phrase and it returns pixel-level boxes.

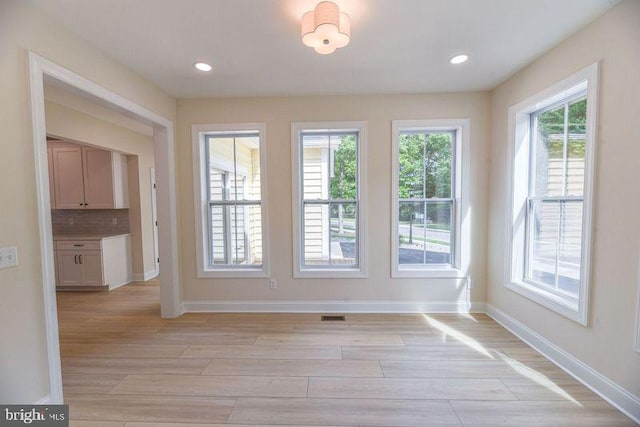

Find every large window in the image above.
[291,122,367,278]
[391,120,469,278]
[193,124,269,278]
[506,64,598,324]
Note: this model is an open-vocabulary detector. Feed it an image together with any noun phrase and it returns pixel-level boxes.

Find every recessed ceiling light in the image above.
[194,62,212,72]
[449,54,469,65]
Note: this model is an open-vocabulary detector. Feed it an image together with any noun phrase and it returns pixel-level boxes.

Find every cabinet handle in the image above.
[74,254,78,264]
[73,244,85,247]
[79,203,84,206]
[79,254,83,264]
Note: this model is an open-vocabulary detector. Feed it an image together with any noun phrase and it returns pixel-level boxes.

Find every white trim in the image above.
[191,123,270,279]
[504,62,599,325]
[183,300,486,314]
[390,119,470,279]
[132,269,159,282]
[486,304,640,424]
[35,396,51,405]
[108,279,133,291]
[291,121,368,279]
[635,248,640,352]
[28,52,181,404]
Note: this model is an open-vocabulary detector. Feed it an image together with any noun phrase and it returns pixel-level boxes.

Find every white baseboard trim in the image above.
[108,278,133,291]
[132,270,159,282]
[486,304,640,424]
[34,395,51,404]
[182,300,486,314]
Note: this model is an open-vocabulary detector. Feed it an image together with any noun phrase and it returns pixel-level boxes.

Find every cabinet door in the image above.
[47,148,56,209]
[82,148,114,209]
[52,147,85,209]
[80,251,104,286]
[56,252,84,285]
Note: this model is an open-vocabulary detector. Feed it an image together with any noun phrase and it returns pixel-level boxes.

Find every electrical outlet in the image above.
[0,247,18,269]
[112,218,118,225]
[269,279,277,289]
[68,218,74,225]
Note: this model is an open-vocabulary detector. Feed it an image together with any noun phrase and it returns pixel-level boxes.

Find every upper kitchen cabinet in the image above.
[50,143,129,209]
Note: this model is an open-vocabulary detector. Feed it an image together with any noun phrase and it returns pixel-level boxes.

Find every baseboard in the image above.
[108,278,133,291]
[34,395,51,404]
[132,269,159,282]
[182,300,486,314]
[486,304,640,424]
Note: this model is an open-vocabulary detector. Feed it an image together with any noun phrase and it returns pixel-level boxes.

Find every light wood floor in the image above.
[57,281,636,426]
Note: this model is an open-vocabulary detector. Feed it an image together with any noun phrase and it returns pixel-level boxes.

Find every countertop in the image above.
[53,233,130,241]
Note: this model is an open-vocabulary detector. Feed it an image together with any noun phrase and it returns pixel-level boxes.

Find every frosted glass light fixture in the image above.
[301,1,350,55]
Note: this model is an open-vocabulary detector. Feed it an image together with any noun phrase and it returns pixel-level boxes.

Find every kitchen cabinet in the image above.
[54,234,132,290]
[50,143,129,209]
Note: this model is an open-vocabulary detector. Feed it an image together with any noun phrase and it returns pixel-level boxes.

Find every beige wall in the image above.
[44,100,157,277]
[177,93,491,303]
[487,0,640,398]
[0,0,174,403]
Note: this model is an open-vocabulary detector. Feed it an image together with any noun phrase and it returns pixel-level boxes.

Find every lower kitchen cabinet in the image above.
[55,250,102,286]
[54,234,132,290]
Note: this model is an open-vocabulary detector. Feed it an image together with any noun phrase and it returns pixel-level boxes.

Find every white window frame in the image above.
[505,63,599,325]
[391,119,470,279]
[291,121,368,278]
[192,123,270,278]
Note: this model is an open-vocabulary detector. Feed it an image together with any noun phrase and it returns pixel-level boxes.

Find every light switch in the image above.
[0,247,18,269]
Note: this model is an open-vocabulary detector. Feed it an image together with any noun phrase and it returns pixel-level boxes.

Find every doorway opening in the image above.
[28,52,181,404]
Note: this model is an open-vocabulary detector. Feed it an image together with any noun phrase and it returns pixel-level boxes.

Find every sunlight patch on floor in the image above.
[422,314,494,359]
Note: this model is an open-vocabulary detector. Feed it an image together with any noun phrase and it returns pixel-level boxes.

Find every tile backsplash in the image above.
[52,209,130,235]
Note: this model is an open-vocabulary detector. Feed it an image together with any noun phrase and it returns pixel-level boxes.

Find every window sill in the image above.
[197,268,269,279]
[294,268,367,279]
[392,266,464,279]
[505,279,586,325]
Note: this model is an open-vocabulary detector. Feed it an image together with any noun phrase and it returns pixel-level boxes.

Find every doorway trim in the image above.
[28,52,182,404]
[150,167,160,277]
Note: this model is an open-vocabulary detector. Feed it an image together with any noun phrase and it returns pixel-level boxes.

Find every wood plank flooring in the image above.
[57,281,636,426]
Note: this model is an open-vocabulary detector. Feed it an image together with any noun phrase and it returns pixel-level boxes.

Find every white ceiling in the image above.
[30,0,618,98]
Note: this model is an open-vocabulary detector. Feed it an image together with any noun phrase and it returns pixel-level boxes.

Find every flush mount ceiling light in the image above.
[301,1,350,55]
[449,54,469,65]
[193,62,212,72]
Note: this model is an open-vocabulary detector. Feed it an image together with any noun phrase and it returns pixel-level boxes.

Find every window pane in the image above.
[210,205,225,265]
[229,204,247,264]
[247,205,263,265]
[527,200,582,296]
[398,134,426,199]
[398,201,452,265]
[303,203,329,265]
[557,201,582,296]
[329,135,357,200]
[398,201,425,264]
[398,132,453,200]
[533,105,566,198]
[302,133,329,200]
[208,134,260,202]
[330,202,357,265]
[567,98,587,196]
[425,133,453,198]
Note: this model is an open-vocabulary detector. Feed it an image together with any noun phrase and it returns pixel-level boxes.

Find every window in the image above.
[391,120,469,278]
[506,63,598,324]
[291,122,367,278]
[192,123,269,278]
